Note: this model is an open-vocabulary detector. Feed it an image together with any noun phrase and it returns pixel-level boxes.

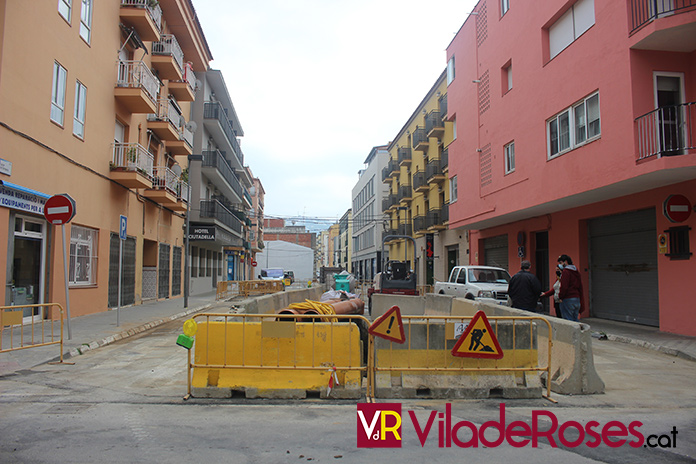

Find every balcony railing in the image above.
[182,62,196,89]
[425,110,444,135]
[412,127,428,149]
[413,170,427,191]
[204,101,243,165]
[200,199,243,234]
[398,185,412,202]
[111,142,154,176]
[635,102,695,161]
[152,166,178,193]
[183,125,194,147]
[440,148,449,169]
[442,203,449,223]
[398,147,412,164]
[202,150,244,199]
[426,158,445,180]
[120,0,162,31]
[398,223,412,236]
[117,60,159,103]
[388,158,399,175]
[439,93,448,119]
[177,179,189,202]
[426,208,443,229]
[413,215,427,233]
[152,34,184,75]
[149,98,184,127]
[630,0,696,33]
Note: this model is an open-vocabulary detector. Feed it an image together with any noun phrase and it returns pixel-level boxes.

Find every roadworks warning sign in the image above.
[451,310,503,359]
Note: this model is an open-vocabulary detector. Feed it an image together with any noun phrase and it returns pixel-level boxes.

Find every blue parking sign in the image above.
[119,215,127,240]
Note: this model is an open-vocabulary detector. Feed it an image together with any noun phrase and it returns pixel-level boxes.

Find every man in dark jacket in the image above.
[508,261,542,312]
[557,254,584,322]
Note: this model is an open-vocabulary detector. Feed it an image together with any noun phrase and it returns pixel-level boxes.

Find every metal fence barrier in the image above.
[215,280,285,300]
[369,315,552,400]
[186,313,371,399]
[0,303,66,364]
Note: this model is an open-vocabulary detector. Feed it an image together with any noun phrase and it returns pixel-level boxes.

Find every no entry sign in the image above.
[43,194,76,225]
[663,195,691,223]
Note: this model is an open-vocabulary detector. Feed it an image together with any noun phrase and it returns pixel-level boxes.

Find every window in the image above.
[450,175,458,203]
[547,92,600,159]
[549,0,594,59]
[58,0,72,23]
[69,225,98,286]
[501,0,510,16]
[79,0,93,43]
[504,141,515,174]
[207,250,212,277]
[503,61,512,93]
[666,226,692,260]
[51,62,67,125]
[73,81,87,138]
[452,117,457,140]
[447,56,456,85]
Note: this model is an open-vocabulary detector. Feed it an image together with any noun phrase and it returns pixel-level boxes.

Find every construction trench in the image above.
[187,285,604,400]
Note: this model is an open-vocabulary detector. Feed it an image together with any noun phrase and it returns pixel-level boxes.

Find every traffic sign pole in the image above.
[118,215,127,327]
[61,224,72,340]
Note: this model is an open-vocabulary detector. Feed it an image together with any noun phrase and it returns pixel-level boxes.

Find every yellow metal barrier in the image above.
[369,315,553,400]
[0,303,66,364]
[215,280,241,300]
[238,280,284,297]
[187,313,371,399]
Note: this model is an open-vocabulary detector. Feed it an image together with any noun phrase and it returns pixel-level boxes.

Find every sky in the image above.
[193,0,478,231]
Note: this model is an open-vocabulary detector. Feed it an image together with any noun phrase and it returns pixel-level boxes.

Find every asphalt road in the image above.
[0,317,694,463]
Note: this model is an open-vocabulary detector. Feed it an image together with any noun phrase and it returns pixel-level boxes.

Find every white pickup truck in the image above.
[434,265,511,305]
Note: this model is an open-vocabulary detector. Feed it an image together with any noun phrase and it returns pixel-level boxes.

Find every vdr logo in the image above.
[356,403,402,448]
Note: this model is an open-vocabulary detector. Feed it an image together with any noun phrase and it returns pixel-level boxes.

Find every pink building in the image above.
[446,0,696,335]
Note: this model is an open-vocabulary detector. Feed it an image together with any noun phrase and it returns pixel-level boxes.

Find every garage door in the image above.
[484,235,509,271]
[589,208,659,326]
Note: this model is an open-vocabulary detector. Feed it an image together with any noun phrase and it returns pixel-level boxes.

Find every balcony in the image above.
[120,0,162,42]
[167,125,194,156]
[412,127,429,152]
[388,158,399,176]
[115,61,159,113]
[110,143,154,189]
[426,208,446,230]
[398,147,412,165]
[635,102,695,161]
[201,150,244,202]
[200,199,243,234]
[398,223,412,237]
[413,170,428,192]
[148,98,184,142]
[439,93,448,120]
[151,34,184,81]
[440,148,449,172]
[168,63,196,102]
[426,158,446,182]
[398,185,413,203]
[413,215,427,234]
[203,101,243,168]
[425,110,445,138]
[143,166,182,208]
[630,0,696,33]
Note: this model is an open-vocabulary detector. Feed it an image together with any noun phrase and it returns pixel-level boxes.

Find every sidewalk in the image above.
[582,317,696,362]
[0,292,221,376]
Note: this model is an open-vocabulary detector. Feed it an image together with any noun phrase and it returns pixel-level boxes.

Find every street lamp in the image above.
[184,154,203,309]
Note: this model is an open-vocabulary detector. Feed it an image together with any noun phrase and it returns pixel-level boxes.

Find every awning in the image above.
[0,180,51,199]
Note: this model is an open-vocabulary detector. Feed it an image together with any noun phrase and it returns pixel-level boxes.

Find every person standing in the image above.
[541,265,563,317]
[508,260,542,312]
[557,254,584,322]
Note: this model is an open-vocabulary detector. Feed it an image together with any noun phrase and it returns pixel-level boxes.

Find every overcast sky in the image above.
[193,0,478,230]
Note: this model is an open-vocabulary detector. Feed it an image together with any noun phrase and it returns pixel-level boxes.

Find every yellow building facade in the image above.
[0,0,211,318]
[383,70,467,287]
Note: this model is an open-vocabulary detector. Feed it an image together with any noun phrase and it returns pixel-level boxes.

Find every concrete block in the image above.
[192,387,233,399]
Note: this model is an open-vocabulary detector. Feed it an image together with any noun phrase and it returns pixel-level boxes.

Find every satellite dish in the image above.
[171,164,182,176]
[185,121,197,133]
[194,79,203,92]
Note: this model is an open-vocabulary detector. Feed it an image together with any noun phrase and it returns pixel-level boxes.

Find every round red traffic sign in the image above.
[663,194,691,223]
[43,194,76,225]
[251,260,257,267]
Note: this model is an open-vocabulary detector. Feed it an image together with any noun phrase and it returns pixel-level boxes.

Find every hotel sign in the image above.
[189,226,216,241]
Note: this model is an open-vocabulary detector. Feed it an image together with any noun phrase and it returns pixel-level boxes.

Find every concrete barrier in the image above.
[234,286,327,314]
[450,298,605,395]
[371,293,605,395]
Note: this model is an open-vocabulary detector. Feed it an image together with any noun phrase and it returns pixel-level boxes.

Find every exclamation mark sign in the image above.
[386,316,394,334]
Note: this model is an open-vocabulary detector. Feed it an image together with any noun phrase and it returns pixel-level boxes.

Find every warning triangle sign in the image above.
[368,305,405,344]
[451,310,503,359]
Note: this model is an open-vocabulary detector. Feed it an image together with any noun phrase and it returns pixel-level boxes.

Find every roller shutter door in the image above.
[589,209,659,326]
[484,235,509,271]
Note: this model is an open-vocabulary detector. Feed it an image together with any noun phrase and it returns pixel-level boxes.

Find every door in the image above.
[446,245,458,280]
[654,73,685,155]
[589,209,659,326]
[11,216,46,321]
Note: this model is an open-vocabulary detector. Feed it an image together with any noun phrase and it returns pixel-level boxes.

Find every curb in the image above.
[64,303,215,360]
[603,333,696,363]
